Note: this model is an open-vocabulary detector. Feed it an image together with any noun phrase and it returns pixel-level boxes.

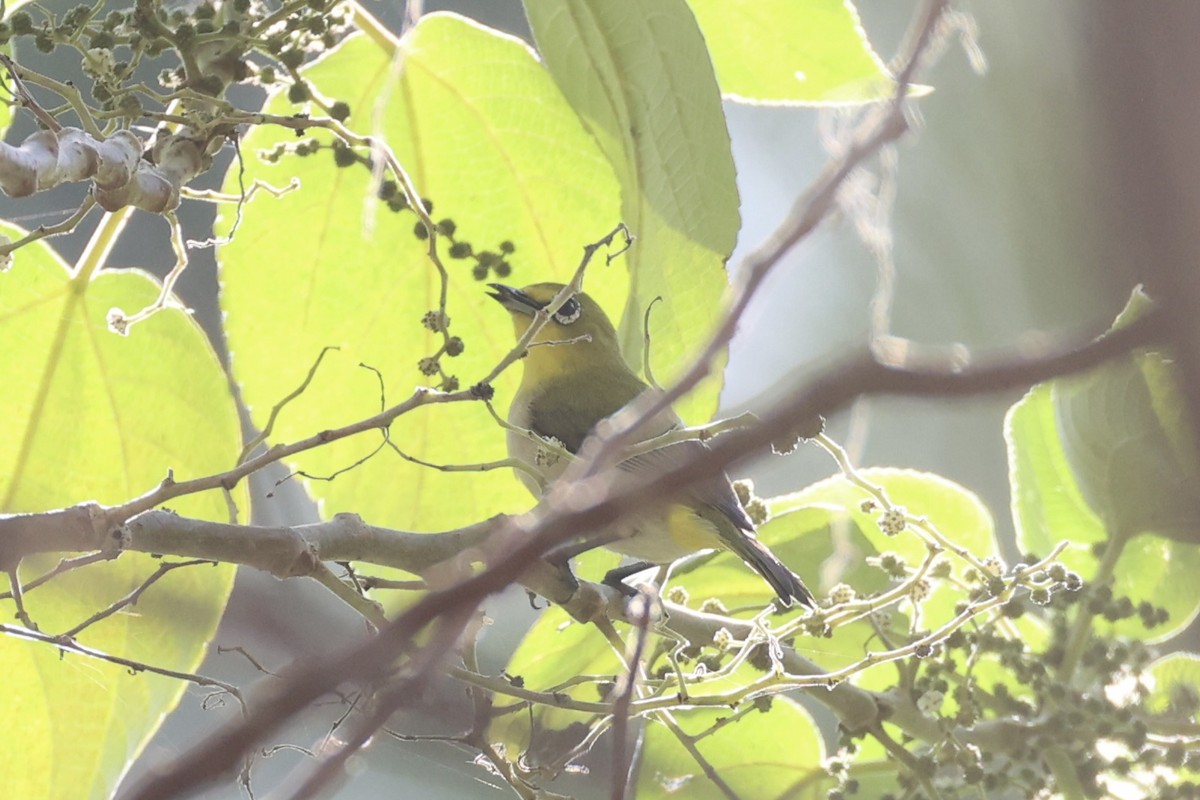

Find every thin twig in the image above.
[0,622,244,710]
[58,559,215,639]
[5,569,38,630]
[0,550,114,599]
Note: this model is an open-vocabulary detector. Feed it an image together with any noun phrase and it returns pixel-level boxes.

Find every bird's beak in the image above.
[487,284,540,316]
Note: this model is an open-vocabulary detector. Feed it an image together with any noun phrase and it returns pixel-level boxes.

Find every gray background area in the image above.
[0,1,1167,797]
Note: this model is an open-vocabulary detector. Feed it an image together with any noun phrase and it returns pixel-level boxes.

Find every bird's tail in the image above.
[732,534,815,608]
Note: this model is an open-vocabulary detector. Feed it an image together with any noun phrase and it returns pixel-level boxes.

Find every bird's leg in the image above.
[601,561,659,597]
[540,532,624,601]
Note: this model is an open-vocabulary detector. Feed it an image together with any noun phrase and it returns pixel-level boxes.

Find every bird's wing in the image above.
[523,372,649,453]
[619,440,755,531]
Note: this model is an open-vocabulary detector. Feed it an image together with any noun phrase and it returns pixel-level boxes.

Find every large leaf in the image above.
[638,698,830,799]
[218,16,623,534]
[0,224,241,799]
[1005,292,1200,642]
[1145,652,1200,718]
[771,469,998,630]
[524,0,739,423]
[688,0,894,105]
[1008,382,1200,641]
[1052,355,1200,543]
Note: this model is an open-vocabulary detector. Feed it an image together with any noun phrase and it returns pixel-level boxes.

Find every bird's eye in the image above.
[553,297,582,325]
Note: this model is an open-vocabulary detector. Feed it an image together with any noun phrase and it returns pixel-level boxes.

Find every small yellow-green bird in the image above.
[489,282,814,607]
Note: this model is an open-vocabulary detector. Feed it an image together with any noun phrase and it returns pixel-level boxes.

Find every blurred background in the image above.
[1,1,1163,797]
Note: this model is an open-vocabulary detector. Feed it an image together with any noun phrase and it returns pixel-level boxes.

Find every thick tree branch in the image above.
[121,299,1165,800]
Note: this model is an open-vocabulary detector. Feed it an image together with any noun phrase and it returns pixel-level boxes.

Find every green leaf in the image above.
[491,549,624,762]
[218,15,623,533]
[1006,385,1200,639]
[0,225,240,799]
[1052,357,1200,544]
[1047,287,1200,543]
[771,469,998,629]
[1145,652,1200,718]
[638,698,829,799]
[524,0,739,423]
[687,0,895,105]
[1006,384,1107,555]
[1005,328,1200,640]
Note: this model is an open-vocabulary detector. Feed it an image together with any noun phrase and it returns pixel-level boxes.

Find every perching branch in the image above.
[120,292,1166,800]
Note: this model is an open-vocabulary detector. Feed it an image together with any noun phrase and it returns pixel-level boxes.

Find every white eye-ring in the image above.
[553,297,582,325]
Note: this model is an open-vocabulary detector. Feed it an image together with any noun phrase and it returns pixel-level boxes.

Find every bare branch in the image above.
[0,623,244,710]
[610,595,652,800]
[58,559,216,639]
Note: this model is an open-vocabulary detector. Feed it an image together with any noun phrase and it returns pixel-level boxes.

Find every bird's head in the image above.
[488,282,625,381]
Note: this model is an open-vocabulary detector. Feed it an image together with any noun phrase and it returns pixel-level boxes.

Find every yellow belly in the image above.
[604,504,727,563]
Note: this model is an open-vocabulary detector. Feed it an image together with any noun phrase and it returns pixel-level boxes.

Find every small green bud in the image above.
[665,585,688,605]
[744,497,769,526]
[499,240,515,254]
[829,583,856,604]
[279,49,305,70]
[117,93,143,117]
[90,31,115,49]
[417,357,439,376]
[436,218,456,236]
[494,261,512,278]
[377,180,398,200]
[329,100,350,122]
[64,5,90,26]
[413,222,430,241]
[332,143,357,168]
[195,19,216,35]
[287,82,310,103]
[1002,598,1025,618]
[421,310,448,332]
[34,33,55,53]
[471,264,489,281]
[448,241,471,259]
[878,507,906,536]
[10,12,33,35]
[445,337,464,357]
